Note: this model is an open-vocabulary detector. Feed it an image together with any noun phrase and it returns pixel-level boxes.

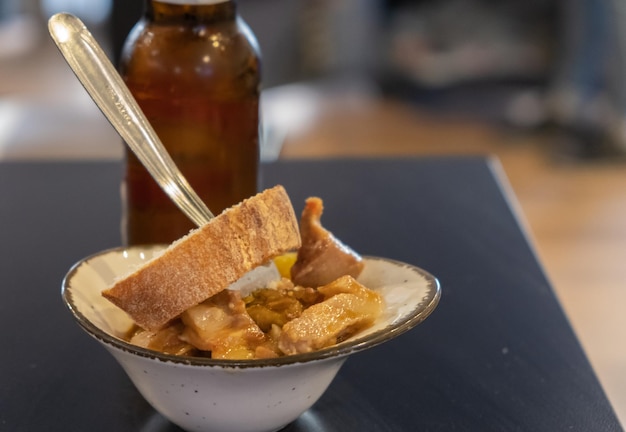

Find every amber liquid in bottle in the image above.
[119,0,261,245]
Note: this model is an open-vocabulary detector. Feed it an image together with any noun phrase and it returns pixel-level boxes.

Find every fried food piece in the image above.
[129,321,197,356]
[180,290,266,360]
[245,287,303,332]
[291,197,364,287]
[278,276,383,355]
[244,279,323,332]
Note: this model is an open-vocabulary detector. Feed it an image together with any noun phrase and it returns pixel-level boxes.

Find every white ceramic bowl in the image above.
[62,246,440,432]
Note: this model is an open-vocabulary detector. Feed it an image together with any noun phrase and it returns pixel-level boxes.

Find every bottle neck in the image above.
[146,0,236,22]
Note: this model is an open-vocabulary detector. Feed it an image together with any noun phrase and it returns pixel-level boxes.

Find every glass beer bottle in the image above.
[119,0,261,245]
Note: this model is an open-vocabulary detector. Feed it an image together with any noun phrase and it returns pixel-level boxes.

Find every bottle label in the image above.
[157,0,229,4]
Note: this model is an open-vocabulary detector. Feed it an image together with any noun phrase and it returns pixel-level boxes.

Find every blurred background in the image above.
[4,0,626,158]
[1,0,625,424]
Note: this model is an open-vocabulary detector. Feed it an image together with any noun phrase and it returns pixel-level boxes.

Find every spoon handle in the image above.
[48,12,215,226]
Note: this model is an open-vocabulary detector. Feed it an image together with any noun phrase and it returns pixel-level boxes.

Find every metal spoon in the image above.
[49,13,280,285]
[47,12,215,226]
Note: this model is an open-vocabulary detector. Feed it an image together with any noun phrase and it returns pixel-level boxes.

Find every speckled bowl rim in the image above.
[62,246,441,369]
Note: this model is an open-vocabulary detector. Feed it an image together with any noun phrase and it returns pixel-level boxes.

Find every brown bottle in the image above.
[119,0,261,245]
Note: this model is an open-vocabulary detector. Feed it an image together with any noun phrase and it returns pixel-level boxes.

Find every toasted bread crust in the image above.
[102,185,301,330]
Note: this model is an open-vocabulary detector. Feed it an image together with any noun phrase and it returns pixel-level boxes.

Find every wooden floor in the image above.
[279,95,626,425]
[2,39,625,425]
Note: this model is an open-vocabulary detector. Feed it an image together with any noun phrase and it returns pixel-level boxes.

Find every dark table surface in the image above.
[0,157,621,431]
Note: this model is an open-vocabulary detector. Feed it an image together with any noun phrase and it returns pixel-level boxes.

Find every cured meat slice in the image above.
[291,197,364,287]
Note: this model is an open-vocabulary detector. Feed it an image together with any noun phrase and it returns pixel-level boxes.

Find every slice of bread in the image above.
[102,185,301,330]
